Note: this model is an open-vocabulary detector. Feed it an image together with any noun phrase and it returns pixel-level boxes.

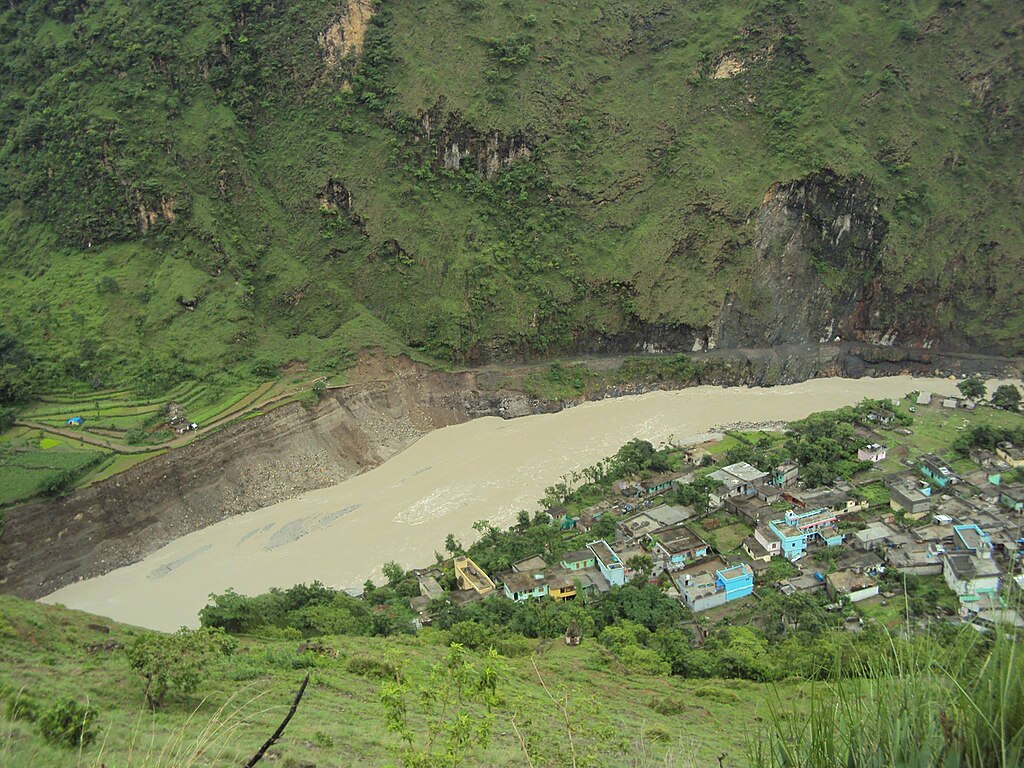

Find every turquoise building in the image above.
[767,508,844,561]
[716,565,754,601]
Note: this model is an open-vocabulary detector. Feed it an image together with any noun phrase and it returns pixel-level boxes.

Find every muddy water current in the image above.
[42,376,965,629]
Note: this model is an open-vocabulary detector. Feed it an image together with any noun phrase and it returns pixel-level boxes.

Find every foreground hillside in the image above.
[0,595,790,768]
[1,0,1022,396]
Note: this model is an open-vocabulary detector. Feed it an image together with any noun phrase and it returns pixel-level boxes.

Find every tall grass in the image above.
[1,687,275,768]
[749,620,1023,768]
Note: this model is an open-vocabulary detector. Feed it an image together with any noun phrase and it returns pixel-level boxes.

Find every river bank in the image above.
[39,375,972,630]
[2,344,1019,603]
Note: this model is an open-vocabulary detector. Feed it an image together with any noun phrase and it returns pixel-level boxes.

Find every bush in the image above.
[37,698,98,749]
[649,696,687,716]
[5,692,41,722]
[445,620,495,650]
[346,655,401,681]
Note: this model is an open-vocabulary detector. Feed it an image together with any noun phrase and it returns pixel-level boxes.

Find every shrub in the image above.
[645,726,672,744]
[445,620,495,650]
[649,696,687,716]
[346,655,401,681]
[37,698,98,749]
[5,692,41,722]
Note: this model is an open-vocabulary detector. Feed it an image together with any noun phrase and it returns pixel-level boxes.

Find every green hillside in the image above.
[1,0,1022,395]
[0,594,800,767]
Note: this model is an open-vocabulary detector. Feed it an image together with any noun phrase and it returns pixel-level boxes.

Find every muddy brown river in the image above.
[42,376,966,630]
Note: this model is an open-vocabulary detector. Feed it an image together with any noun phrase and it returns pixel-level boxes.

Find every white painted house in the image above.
[858,444,887,463]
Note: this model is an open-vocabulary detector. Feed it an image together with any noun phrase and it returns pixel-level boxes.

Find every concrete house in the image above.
[675,560,754,613]
[503,571,550,602]
[919,453,959,488]
[826,570,880,603]
[888,480,932,518]
[725,495,771,525]
[996,442,1024,468]
[753,524,783,559]
[511,555,548,573]
[852,521,896,550]
[560,550,596,571]
[998,484,1024,512]
[742,535,773,563]
[617,504,694,541]
[708,462,768,506]
[858,444,887,463]
[454,556,496,596]
[952,524,993,558]
[772,462,800,487]
[641,472,681,496]
[650,524,709,567]
[866,408,896,425]
[942,552,1001,611]
[766,508,844,561]
[588,540,625,587]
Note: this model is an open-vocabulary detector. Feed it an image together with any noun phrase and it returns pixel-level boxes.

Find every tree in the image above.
[674,475,722,514]
[383,560,406,587]
[991,384,1022,412]
[626,554,655,584]
[380,644,501,768]
[957,377,986,401]
[444,533,463,556]
[126,628,236,708]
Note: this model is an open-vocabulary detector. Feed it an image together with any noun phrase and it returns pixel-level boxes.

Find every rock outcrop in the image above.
[716,169,887,348]
[413,100,532,179]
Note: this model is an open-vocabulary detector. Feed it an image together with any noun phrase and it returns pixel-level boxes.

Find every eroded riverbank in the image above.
[41,376,968,630]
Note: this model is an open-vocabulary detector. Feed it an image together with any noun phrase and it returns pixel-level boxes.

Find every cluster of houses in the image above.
[409,416,1024,630]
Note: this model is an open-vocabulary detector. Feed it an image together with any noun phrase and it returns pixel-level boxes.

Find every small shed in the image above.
[565,620,582,646]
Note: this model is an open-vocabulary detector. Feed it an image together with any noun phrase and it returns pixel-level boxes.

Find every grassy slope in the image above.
[0,0,1021,392]
[0,595,795,767]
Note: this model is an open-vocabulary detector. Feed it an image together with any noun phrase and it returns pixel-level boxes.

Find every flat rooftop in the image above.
[722,462,768,482]
[588,540,621,567]
[655,524,706,554]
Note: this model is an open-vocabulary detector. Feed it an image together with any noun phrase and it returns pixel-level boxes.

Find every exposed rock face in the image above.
[319,0,373,68]
[716,169,887,347]
[318,177,365,230]
[135,193,176,232]
[414,101,532,179]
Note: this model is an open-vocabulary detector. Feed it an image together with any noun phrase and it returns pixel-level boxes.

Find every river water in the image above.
[42,376,966,630]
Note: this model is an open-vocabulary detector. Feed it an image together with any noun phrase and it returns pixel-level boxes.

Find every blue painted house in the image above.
[716,565,754,601]
[919,454,959,488]
[767,508,844,561]
[587,539,625,587]
[678,562,755,612]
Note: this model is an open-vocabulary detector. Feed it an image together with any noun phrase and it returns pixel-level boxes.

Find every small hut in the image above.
[564,620,582,647]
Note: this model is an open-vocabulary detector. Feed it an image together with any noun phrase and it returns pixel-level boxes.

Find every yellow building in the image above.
[453,556,495,596]
[996,443,1024,468]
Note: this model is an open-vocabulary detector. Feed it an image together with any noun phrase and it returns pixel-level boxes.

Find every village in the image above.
[407,389,1024,634]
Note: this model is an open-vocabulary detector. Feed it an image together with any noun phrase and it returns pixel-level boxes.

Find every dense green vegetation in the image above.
[1,0,1022,401]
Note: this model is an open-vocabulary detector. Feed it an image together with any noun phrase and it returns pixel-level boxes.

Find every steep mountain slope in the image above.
[1,0,1021,390]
